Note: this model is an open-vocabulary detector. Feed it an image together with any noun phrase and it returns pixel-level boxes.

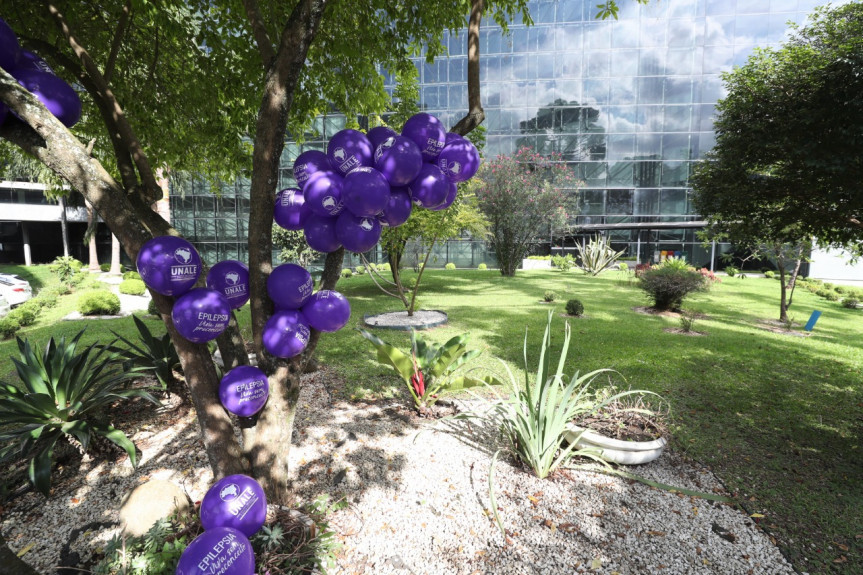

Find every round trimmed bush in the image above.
[70,259,85,271]
[565,299,584,316]
[763,270,775,279]
[341,268,353,278]
[842,298,859,309]
[123,270,142,281]
[119,278,147,296]
[478,263,488,270]
[100,263,111,272]
[78,291,121,316]
[638,264,707,311]
[354,265,366,275]
[9,303,39,327]
[445,263,456,270]
[543,290,557,302]
[0,316,21,340]
[724,266,739,277]
[377,262,391,272]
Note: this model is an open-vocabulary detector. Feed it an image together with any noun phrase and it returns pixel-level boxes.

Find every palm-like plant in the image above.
[358,329,499,411]
[0,331,158,495]
[108,315,181,392]
[576,235,626,276]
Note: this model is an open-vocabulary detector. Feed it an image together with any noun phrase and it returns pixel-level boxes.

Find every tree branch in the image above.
[47,3,162,204]
[241,0,277,66]
[450,0,485,136]
[104,0,132,83]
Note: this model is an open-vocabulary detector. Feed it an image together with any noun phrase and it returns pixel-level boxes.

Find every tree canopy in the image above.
[691,2,863,250]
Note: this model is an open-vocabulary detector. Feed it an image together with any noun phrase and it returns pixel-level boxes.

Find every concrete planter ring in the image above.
[564,424,667,465]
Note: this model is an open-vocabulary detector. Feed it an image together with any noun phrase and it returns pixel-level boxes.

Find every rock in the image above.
[118,479,190,537]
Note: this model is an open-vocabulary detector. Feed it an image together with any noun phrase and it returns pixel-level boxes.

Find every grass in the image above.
[323,269,862,575]
[0,266,859,573]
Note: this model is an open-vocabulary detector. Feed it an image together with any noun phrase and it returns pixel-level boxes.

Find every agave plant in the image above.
[0,331,158,495]
[575,234,626,276]
[358,329,498,411]
[108,315,181,392]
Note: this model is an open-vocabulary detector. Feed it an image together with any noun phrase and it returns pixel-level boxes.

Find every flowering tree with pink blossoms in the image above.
[476,147,578,276]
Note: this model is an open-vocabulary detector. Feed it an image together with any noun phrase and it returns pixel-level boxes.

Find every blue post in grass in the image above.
[804,310,822,331]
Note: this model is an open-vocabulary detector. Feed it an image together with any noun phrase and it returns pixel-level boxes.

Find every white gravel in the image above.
[2,369,798,575]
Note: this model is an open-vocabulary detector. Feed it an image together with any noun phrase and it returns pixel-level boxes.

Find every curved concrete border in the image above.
[363,309,448,331]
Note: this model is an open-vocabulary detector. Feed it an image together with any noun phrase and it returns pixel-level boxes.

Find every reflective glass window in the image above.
[608,162,635,186]
[661,162,690,187]
[665,78,694,104]
[663,133,693,159]
[634,161,661,187]
[667,18,698,47]
[560,0,584,22]
[609,105,638,132]
[704,15,735,46]
[608,135,635,159]
[585,23,611,49]
[637,77,664,104]
[581,162,608,186]
[612,20,640,48]
[706,0,737,16]
[607,189,633,214]
[634,189,659,215]
[660,189,688,214]
[578,189,606,214]
[663,105,693,132]
[611,50,639,77]
[587,51,610,77]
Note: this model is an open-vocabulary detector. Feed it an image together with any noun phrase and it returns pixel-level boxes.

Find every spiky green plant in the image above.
[575,235,626,276]
[0,331,158,495]
[358,329,499,410]
[108,315,181,392]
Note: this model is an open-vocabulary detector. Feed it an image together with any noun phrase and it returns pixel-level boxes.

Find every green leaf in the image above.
[28,433,60,496]
[94,424,139,468]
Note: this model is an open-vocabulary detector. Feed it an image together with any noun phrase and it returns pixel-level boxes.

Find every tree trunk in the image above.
[778,263,789,323]
[0,531,40,575]
[110,234,122,274]
[87,202,99,271]
[450,0,485,135]
[58,195,70,257]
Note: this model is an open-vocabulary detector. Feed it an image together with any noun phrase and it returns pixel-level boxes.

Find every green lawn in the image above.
[0,266,859,573]
[324,269,862,574]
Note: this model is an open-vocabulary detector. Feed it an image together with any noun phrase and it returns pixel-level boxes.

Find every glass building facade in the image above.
[170,0,837,267]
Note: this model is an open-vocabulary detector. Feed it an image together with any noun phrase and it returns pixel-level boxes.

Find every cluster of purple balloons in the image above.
[0,18,81,128]
[176,474,266,575]
[137,236,240,344]
[274,112,480,254]
[262,263,351,358]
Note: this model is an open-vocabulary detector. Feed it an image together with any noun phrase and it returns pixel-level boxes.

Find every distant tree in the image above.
[691,3,863,251]
[476,147,576,276]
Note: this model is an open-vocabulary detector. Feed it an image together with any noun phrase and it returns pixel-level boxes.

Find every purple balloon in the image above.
[378,187,413,227]
[301,290,351,332]
[429,179,459,212]
[342,166,391,217]
[267,263,313,310]
[176,527,255,575]
[367,126,398,149]
[206,260,250,310]
[303,213,342,253]
[374,135,423,187]
[293,149,331,189]
[13,70,81,128]
[137,236,201,296]
[408,163,450,209]
[274,187,310,231]
[263,309,310,358]
[200,475,267,537]
[14,50,54,75]
[172,288,231,343]
[445,132,464,146]
[303,170,344,217]
[436,137,480,183]
[401,113,446,160]
[0,18,19,72]
[328,129,373,175]
[335,212,381,254]
[219,366,269,417]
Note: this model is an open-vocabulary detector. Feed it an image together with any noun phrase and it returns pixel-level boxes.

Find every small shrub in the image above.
[9,304,38,327]
[824,291,841,302]
[445,262,456,270]
[634,263,651,276]
[834,285,847,294]
[698,267,721,285]
[824,282,835,290]
[527,255,552,260]
[147,298,159,316]
[35,290,59,309]
[70,258,85,271]
[119,278,147,295]
[354,265,366,275]
[679,310,696,332]
[123,270,142,281]
[763,270,775,279]
[341,268,353,278]
[67,271,87,287]
[565,299,584,316]
[78,290,121,316]
[367,262,378,272]
[377,262,391,272]
[0,316,21,339]
[543,290,557,303]
[551,254,575,271]
[618,262,629,272]
[842,298,860,309]
[48,255,78,283]
[639,261,707,311]
[724,266,739,277]
[99,263,111,272]
[478,263,488,270]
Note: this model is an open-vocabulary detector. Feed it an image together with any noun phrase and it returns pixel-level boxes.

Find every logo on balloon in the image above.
[194,529,250,574]
[219,484,240,501]
[225,272,240,286]
[441,159,462,176]
[174,248,193,264]
[425,137,445,156]
[333,148,346,162]
[359,218,374,232]
[171,248,198,281]
[332,147,359,173]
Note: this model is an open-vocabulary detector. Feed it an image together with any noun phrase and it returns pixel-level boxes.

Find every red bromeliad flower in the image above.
[410,352,425,397]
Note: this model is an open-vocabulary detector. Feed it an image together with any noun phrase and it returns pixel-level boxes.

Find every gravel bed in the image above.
[2,369,797,574]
